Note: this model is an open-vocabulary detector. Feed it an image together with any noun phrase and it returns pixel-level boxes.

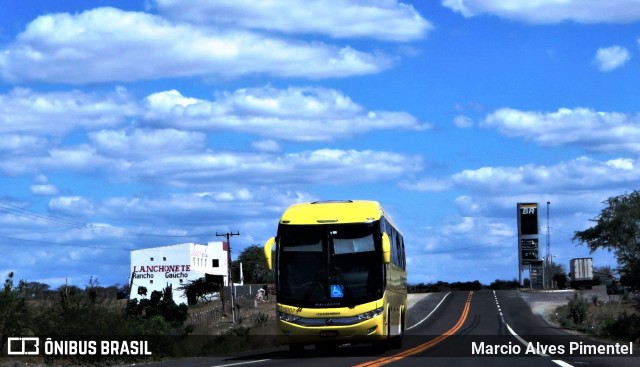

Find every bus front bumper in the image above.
[276,314,386,345]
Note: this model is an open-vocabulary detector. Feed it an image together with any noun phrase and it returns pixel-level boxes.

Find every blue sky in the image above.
[1,0,639,288]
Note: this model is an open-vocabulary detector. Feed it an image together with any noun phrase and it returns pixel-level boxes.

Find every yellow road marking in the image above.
[353,291,473,367]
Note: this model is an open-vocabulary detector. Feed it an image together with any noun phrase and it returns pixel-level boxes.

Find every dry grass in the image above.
[551,292,640,341]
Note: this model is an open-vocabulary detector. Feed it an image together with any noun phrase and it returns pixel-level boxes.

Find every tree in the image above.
[232,245,274,284]
[21,281,50,299]
[126,286,188,327]
[573,191,640,289]
[594,265,616,279]
[553,272,568,289]
[550,263,567,288]
[137,286,148,296]
[489,279,520,290]
[177,277,221,305]
[0,273,31,352]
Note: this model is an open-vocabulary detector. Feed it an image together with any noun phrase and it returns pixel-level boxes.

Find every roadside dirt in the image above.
[519,285,615,326]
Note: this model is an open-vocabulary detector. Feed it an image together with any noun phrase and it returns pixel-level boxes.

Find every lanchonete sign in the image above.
[132,264,192,279]
[133,265,191,272]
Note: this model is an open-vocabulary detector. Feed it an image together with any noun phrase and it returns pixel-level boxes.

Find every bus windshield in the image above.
[277,223,384,308]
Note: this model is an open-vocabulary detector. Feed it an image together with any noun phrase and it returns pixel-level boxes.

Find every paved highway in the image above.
[136,290,638,367]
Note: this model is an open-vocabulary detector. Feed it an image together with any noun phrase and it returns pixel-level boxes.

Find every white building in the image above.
[130,241,229,303]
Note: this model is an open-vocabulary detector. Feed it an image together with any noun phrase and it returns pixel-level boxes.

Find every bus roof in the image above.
[279,200,386,225]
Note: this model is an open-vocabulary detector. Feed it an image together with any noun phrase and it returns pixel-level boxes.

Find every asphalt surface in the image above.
[126,289,638,367]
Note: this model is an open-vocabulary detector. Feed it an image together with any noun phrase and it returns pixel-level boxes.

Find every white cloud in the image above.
[31,184,58,196]
[402,156,640,205]
[143,87,431,141]
[594,45,631,72]
[1,138,423,187]
[482,107,640,153]
[0,87,136,136]
[251,139,281,153]
[399,177,451,192]
[442,0,640,23]
[451,156,640,194]
[454,195,482,216]
[0,134,50,155]
[195,188,253,202]
[0,7,389,84]
[113,148,423,187]
[47,145,110,172]
[606,158,634,170]
[153,0,432,41]
[438,215,513,248]
[89,128,206,158]
[0,86,427,148]
[48,196,95,217]
[30,175,58,196]
[454,115,474,128]
[0,144,110,175]
[101,188,317,230]
[441,216,475,236]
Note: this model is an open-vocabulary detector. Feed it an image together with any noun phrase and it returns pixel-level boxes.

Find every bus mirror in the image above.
[381,233,391,264]
[264,237,276,270]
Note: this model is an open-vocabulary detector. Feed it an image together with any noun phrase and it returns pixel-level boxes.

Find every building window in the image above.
[212,259,219,267]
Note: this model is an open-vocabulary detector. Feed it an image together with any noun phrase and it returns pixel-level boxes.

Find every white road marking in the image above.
[551,360,575,367]
[407,291,451,331]
[492,290,575,367]
[213,359,271,367]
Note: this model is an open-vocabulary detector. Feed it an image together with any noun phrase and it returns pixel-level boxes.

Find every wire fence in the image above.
[188,307,223,326]
[186,284,274,328]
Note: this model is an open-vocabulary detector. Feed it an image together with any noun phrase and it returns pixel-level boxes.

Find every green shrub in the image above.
[605,311,640,341]
[568,293,588,325]
[252,311,269,325]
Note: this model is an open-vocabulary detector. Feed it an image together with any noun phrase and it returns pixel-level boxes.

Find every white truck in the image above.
[569,257,596,289]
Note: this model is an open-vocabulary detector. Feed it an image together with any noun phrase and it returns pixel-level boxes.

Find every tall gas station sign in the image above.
[517,203,542,288]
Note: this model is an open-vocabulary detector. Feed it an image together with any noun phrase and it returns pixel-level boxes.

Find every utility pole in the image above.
[217,231,240,323]
[546,201,551,289]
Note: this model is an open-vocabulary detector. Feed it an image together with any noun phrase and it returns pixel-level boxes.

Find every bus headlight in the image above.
[278,311,301,323]
[357,306,384,320]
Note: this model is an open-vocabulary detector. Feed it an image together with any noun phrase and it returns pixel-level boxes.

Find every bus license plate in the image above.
[320,330,339,337]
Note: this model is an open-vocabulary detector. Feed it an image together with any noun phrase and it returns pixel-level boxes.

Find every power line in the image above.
[0,201,89,229]
[0,235,130,251]
[0,235,216,252]
[421,244,487,254]
[0,200,196,238]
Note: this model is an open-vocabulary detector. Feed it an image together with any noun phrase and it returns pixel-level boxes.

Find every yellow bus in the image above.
[263,200,407,353]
